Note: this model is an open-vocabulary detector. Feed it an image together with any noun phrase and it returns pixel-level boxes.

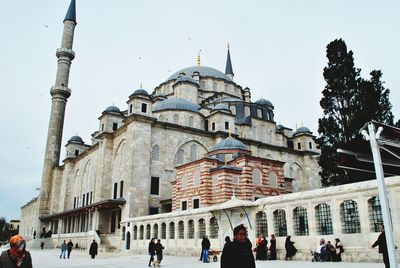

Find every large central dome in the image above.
[167,66,233,82]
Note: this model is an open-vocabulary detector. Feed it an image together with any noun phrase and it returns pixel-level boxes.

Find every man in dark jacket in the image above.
[201,235,211,263]
[372,225,389,268]
[221,224,255,268]
[67,240,74,258]
[89,240,98,259]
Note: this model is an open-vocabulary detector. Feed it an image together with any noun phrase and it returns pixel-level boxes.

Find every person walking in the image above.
[255,235,268,260]
[284,235,297,260]
[201,235,211,263]
[334,238,344,262]
[220,224,255,268]
[60,240,67,259]
[372,225,390,268]
[0,235,33,268]
[89,240,98,259]
[67,240,74,258]
[155,239,164,266]
[40,242,44,250]
[148,238,156,267]
[269,234,277,260]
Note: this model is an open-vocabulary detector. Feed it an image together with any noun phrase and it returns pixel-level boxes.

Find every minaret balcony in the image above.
[56,48,75,60]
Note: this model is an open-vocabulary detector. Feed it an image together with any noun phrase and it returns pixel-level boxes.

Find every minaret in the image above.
[225,43,234,79]
[38,0,77,216]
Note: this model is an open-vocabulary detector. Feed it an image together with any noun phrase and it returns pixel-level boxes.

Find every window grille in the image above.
[190,144,198,162]
[146,224,151,239]
[209,217,219,238]
[293,207,309,236]
[252,169,262,185]
[368,196,383,232]
[176,149,184,165]
[133,225,137,240]
[273,209,287,237]
[178,221,184,239]
[169,222,175,239]
[139,225,144,240]
[232,176,239,184]
[315,203,333,235]
[252,126,257,139]
[268,171,277,187]
[340,200,361,234]
[182,175,188,189]
[151,145,160,161]
[193,169,200,187]
[258,125,265,142]
[153,223,158,238]
[255,211,268,237]
[187,220,194,239]
[198,219,206,238]
[161,223,166,239]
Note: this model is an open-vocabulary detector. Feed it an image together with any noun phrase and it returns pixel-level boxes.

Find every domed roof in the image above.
[68,135,84,143]
[130,88,149,97]
[104,105,121,113]
[167,66,233,82]
[293,126,312,136]
[173,75,199,86]
[255,98,273,108]
[212,103,230,111]
[214,137,246,151]
[152,98,200,113]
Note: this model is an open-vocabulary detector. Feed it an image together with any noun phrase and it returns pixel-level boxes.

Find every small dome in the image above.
[167,66,233,82]
[152,98,200,113]
[104,105,121,113]
[68,135,84,144]
[294,126,312,136]
[255,98,273,108]
[173,75,199,86]
[130,88,149,97]
[214,137,246,151]
[212,103,230,111]
[277,124,284,129]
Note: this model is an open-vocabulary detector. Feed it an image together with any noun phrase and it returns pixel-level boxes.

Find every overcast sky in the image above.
[0,0,399,221]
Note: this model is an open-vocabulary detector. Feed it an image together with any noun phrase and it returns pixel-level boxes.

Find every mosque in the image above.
[20,0,400,262]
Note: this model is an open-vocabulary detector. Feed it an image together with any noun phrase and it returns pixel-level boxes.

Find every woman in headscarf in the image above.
[0,235,32,268]
[284,235,297,260]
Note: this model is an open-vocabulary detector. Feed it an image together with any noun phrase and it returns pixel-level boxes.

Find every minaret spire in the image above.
[39,0,77,218]
[197,50,201,66]
[225,43,234,79]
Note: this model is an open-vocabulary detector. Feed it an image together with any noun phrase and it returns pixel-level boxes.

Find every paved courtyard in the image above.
[16,248,390,268]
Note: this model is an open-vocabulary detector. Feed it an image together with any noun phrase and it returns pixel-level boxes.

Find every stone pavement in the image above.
[22,249,390,268]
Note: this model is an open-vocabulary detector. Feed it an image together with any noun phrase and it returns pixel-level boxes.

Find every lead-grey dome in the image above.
[167,66,233,82]
[294,126,312,136]
[153,98,200,113]
[130,88,149,97]
[214,137,246,151]
[104,105,121,113]
[255,98,273,108]
[68,135,84,143]
[173,75,199,86]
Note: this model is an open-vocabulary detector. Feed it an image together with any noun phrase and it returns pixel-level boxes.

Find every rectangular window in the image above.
[73,197,76,209]
[204,120,209,131]
[141,103,147,113]
[224,121,229,130]
[112,122,118,131]
[193,199,200,209]
[113,182,118,199]
[90,191,93,204]
[309,142,313,149]
[149,207,159,215]
[74,150,79,156]
[102,123,104,131]
[287,141,294,149]
[120,181,124,198]
[150,177,160,195]
[118,210,121,229]
[129,104,132,114]
[182,201,187,211]
[212,122,216,131]
[297,142,301,150]
[86,192,89,206]
[82,194,85,207]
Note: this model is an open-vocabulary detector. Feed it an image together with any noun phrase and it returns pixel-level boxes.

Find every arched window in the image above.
[368,196,383,232]
[182,174,188,189]
[252,126,257,140]
[176,149,184,165]
[190,144,198,162]
[146,224,151,239]
[315,203,333,235]
[122,226,126,240]
[293,207,309,236]
[187,220,194,239]
[273,209,287,237]
[151,145,160,161]
[169,222,175,239]
[341,200,361,234]
[178,221,184,239]
[255,211,268,237]
[153,223,158,238]
[198,219,206,238]
[133,225,138,240]
[245,106,250,117]
[173,114,180,124]
[209,217,219,238]
[252,168,262,185]
[193,169,200,187]
[189,116,194,127]
[258,125,265,142]
[139,225,144,240]
[161,223,166,239]
[268,171,278,187]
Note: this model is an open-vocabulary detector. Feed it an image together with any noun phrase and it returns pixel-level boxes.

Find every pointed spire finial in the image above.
[64,0,77,23]
[197,50,201,66]
[140,82,143,88]
[225,43,234,77]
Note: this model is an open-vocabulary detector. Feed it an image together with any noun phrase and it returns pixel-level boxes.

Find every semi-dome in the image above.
[68,135,84,143]
[104,105,121,113]
[212,103,230,111]
[294,126,312,136]
[152,98,200,113]
[255,98,273,108]
[214,137,246,151]
[173,75,199,86]
[167,66,233,82]
[130,88,149,97]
